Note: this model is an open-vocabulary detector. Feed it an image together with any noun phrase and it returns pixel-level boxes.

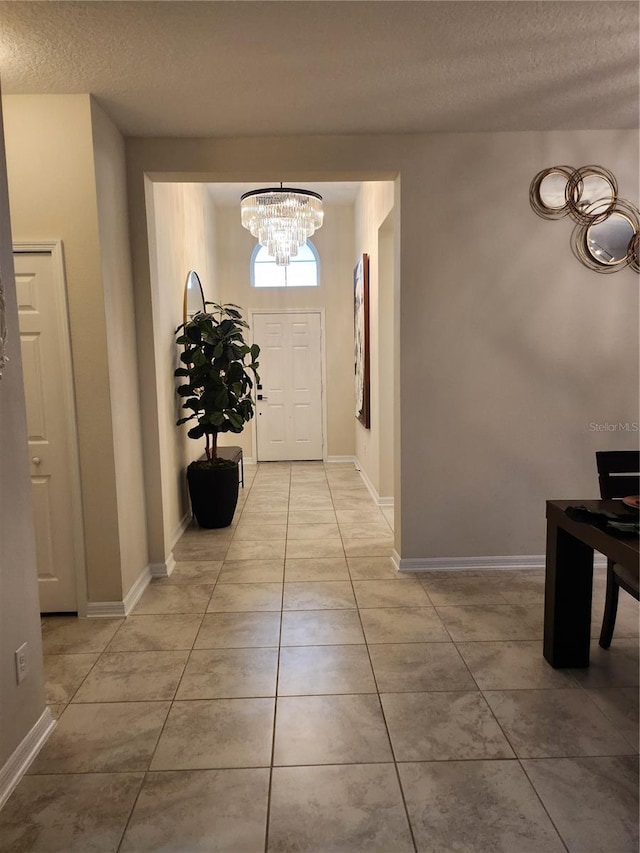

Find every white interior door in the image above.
[15,248,83,612]
[253,312,323,461]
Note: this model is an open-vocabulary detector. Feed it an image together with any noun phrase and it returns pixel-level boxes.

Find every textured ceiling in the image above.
[0,1,637,137]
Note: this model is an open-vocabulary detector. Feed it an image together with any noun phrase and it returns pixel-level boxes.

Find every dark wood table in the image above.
[544,500,639,668]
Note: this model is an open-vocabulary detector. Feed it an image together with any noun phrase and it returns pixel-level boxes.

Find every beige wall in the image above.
[3,94,125,601]
[146,182,219,558]
[90,99,148,595]
[0,94,46,770]
[125,129,638,560]
[400,130,638,558]
[214,202,355,461]
[377,212,395,498]
[354,181,395,497]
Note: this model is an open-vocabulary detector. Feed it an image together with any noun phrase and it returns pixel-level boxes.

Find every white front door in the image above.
[15,249,83,612]
[253,312,323,461]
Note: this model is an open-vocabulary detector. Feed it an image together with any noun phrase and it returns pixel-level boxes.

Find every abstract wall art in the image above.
[354,253,370,428]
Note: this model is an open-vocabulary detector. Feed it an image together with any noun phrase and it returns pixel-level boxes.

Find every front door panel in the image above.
[253,313,323,461]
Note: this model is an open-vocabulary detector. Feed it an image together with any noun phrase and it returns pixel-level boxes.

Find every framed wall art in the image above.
[354,253,370,428]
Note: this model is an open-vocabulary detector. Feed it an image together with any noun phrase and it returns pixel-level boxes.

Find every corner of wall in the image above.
[0,90,47,772]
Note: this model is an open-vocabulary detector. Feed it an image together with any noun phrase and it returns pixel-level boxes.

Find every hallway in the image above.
[0,462,638,852]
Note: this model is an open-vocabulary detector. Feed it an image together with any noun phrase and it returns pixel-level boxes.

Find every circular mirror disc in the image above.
[586,214,635,265]
[577,175,615,211]
[538,172,568,209]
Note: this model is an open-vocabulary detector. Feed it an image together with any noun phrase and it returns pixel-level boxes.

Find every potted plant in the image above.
[174,303,260,528]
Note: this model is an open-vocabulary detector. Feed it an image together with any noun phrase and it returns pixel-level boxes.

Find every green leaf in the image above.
[186,326,202,343]
[175,301,257,444]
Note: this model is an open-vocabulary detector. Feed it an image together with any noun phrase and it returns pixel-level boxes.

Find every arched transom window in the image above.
[251,241,320,288]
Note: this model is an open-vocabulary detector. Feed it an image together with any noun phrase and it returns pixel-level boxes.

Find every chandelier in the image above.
[240,185,324,266]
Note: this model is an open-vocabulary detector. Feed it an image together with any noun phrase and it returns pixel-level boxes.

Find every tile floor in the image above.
[1,461,638,852]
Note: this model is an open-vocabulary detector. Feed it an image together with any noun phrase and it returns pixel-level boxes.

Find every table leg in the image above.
[543,521,594,668]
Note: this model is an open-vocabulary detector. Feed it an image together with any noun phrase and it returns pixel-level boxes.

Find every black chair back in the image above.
[596,450,640,499]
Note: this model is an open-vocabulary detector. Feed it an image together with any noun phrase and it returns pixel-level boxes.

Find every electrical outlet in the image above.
[15,642,28,684]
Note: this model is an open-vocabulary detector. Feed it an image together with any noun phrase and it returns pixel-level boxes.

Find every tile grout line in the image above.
[332,469,420,853]
[32,464,638,853]
[112,558,215,850]
[518,760,572,853]
[114,467,258,850]
[264,464,291,853]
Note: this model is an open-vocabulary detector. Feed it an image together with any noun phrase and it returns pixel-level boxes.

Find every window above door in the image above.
[251,241,320,288]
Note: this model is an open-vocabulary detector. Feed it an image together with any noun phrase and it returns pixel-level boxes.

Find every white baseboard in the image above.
[86,564,152,617]
[392,551,608,573]
[355,462,394,508]
[150,553,176,580]
[172,512,192,548]
[0,707,55,810]
[326,456,356,465]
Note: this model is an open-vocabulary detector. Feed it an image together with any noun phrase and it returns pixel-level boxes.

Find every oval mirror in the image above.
[183,270,206,324]
[586,213,635,265]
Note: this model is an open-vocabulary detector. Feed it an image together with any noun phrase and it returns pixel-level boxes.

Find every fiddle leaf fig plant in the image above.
[174,303,260,463]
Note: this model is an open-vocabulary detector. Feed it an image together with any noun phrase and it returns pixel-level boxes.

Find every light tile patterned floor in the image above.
[1,462,638,852]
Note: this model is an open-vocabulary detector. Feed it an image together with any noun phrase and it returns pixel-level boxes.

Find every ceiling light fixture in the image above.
[240,184,324,266]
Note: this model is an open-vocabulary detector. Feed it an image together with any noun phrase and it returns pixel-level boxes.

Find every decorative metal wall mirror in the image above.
[530,165,575,219]
[183,270,206,323]
[529,165,638,274]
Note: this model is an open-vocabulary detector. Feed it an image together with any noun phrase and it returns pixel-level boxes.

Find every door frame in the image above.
[250,308,328,463]
[13,240,87,615]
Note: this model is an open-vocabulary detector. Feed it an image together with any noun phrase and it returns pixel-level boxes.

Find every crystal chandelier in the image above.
[240,185,324,266]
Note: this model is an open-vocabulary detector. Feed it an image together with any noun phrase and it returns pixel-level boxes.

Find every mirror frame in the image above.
[565,165,617,226]
[571,198,640,275]
[183,270,206,325]
[529,165,575,220]
[530,163,639,275]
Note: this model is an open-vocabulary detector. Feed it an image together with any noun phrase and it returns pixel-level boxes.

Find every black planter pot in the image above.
[187,462,239,529]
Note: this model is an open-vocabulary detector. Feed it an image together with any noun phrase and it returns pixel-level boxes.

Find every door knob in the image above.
[32,456,41,465]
